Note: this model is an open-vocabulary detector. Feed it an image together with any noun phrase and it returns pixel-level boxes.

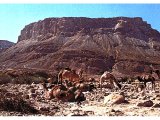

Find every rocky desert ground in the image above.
[0,77,160,116]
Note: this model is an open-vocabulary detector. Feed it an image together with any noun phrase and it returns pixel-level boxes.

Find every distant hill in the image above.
[0,17,160,76]
[0,40,15,52]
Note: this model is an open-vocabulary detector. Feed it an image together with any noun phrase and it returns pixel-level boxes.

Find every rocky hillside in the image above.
[0,40,15,53]
[0,17,160,75]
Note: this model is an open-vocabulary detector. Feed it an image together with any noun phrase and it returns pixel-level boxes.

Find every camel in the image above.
[137,74,155,90]
[42,81,85,102]
[136,69,160,90]
[58,68,80,85]
[42,82,67,100]
[75,81,95,92]
[99,71,121,91]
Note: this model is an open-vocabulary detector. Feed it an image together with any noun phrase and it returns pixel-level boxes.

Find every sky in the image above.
[0,4,160,43]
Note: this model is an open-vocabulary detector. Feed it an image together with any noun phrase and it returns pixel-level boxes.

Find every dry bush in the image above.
[1,70,52,84]
[0,69,56,84]
[0,72,12,84]
[10,75,45,84]
[0,90,39,114]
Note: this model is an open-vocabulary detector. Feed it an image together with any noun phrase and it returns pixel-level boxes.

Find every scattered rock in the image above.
[29,88,36,93]
[142,96,148,100]
[137,100,154,107]
[108,109,124,116]
[39,107,50,111]
[84,111,94,116]
[154,91,159,93]
[152,103,160,108]
[104,92,126,105]
[23,94,30,99]
[1,75,160,116]
[29,93,37,98]
[131,94,139,99]
[4,92,13,97]
[155,95,160,100]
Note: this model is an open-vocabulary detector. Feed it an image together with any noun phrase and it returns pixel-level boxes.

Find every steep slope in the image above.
[0,17,160,75]
[0,40,15,53]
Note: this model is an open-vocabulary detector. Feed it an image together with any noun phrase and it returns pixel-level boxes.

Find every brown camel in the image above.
[136,70,160,90]
[42,81,85,102]
[99,71,121,91]
[42,82,67,100]
[58,68,80,84]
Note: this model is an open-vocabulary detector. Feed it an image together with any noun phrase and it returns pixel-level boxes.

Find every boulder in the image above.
[104,92,126,105]
[137,100,154,107]
[39,106,50,111]
[152,103,160,108]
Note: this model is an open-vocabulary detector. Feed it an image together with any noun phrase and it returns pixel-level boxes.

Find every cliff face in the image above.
[18,17,160,42]
[0,40,15,53]
[0,17,160,75]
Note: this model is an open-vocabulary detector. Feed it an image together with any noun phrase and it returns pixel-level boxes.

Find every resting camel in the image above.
[42,81,85,102]
[136,70,160,90]
[42,82,67,99]
[99,71,122,91]
[58,68,80,84]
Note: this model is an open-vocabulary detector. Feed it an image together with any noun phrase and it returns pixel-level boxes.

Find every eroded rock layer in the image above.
[0,17,160,75]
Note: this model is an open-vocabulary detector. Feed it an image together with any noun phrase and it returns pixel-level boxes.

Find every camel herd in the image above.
[42,67,160,102]
[42,68,94,102]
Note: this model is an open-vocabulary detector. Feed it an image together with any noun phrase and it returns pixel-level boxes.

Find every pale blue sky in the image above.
[0,4,160,43]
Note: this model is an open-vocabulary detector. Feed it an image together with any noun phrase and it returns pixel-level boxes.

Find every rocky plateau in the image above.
[0,17,160,76]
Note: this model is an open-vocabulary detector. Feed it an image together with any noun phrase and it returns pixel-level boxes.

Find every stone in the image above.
[104,93,126,105]
[29,88,36,93]
[152,103,160,108]
[39,107,50,111]
[4,92,13,97]
[24,94,30,99]
[137,100,154,107]
[29,93,37,98]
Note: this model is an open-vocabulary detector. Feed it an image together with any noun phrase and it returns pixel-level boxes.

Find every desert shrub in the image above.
[0,91,39,114]
[0,72,12,84]
[34,71,50,79]
[10,75,46,84]
[0,69,53,84]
